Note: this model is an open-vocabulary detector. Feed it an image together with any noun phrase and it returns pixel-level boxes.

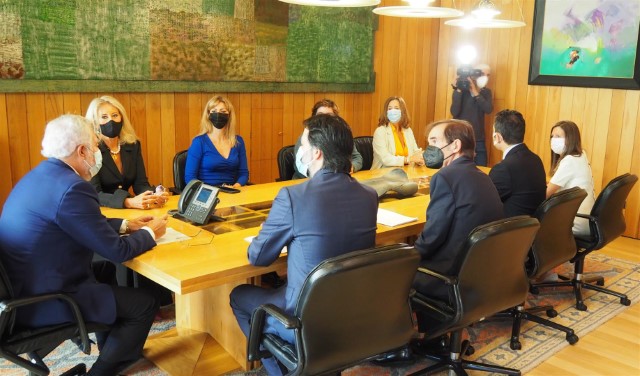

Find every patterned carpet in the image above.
[1,253,638,376]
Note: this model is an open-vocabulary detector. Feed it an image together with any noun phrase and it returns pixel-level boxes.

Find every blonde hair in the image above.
[85,96,138,145]
[199,95,237,147]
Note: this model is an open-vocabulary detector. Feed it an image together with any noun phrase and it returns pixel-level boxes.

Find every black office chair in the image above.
[171,149,188,194]
[0,256,95,376]
[276,145,296,182]
[353,136,374,170]
[409,216,540,376]
[494,187,586,350]
[531,173,638,311]
[247,244,420,375]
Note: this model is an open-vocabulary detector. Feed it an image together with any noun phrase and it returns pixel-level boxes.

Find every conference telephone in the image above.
[176,179,223,224]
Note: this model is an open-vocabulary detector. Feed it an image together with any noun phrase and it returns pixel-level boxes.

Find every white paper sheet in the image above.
[154,227,191,245]
[377,208,418,227]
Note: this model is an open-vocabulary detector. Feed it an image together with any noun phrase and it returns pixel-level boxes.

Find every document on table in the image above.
[155,227,191,245]
[377,208,418,227]
[244,236,288,254]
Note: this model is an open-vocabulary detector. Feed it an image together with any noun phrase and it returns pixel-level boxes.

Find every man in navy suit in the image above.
[230,115,378,375]
[414,119,504,330]
[0,115,168,376]
[489,109,547,217]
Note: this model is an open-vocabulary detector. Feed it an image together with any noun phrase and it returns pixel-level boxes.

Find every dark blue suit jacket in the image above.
[248,169,378,315]
[489,143,547,217]
[0,159,156,327]
[414,157,504,299]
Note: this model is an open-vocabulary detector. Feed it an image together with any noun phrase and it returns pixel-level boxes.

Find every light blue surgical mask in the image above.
[84,148,103,178]
[387,109,402,124]
[295,146,311,177]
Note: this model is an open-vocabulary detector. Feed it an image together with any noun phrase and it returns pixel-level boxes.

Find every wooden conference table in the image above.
[101,166,441,375]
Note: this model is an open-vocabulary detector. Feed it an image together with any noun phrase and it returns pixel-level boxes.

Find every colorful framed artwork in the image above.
[529,0,640,89]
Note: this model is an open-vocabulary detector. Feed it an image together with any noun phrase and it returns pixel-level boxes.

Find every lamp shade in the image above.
[373,6,463,18]
[279,0,380,6]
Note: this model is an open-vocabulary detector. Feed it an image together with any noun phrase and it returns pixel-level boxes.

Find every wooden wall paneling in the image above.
[187,93,202,142]
[0,94,12,208]
[590,89,614,194]
[79,93,97,117]
[173,93,190,153]
[421,20,439,135]
[619,91,640,176]
[25,94,46,169]
[62,93,82,115]
[601,90,626,188]
[160,93,176,187]
[557,87,575,121]
[237,93,254,181]
[6,94,31,181]
[129,93,148,155]
[144,94,162,186]
[627,101,640,238]
[282,93,295,146]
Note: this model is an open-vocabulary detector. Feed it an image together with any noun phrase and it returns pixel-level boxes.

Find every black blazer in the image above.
[413,157,504,300]
[90,141,154,208]
[489,143,547,218]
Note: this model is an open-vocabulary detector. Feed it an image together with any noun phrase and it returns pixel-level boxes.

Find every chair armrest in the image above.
[417,267,457,285]
[0,293,92,354]
[247,304,301,362]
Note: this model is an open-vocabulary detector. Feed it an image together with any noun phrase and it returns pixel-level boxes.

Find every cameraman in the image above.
[450,63,493,166]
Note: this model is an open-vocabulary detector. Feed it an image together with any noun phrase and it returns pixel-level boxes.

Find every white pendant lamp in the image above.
[373,0,462,18]
[279,0,381,7]
[445,0,525,29]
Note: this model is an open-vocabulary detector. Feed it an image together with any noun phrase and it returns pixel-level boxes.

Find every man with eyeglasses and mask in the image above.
[451,63,493,166]
[412,119,503,354]
[0,115,167,376]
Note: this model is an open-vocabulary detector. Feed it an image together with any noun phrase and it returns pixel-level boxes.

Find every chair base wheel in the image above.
[576,302,588,311]
[529,286,540,295]
[465,345,475,356]
[621,297,631,306]
[546,309,558,318]
[510,340,522,350]
[566,333,579,345]
[595,279,605,286]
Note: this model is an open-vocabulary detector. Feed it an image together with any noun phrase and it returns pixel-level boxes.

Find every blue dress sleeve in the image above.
[185,136,202,184]
[236,136,249,185]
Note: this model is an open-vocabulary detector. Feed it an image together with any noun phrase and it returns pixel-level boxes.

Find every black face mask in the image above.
[209,112,229,129]
[423,142,453,169]
[100,120,123,138]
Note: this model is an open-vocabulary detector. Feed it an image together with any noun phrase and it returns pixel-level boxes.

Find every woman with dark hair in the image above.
[371,96,424,169]
[547,120,596,235]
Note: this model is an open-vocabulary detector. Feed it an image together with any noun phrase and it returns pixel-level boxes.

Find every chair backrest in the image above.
[587,173,638,249]
[528,187,588,279]
[353,136,374,170]
[276,145,296,182]
[294,244,420,375]
[0,254,16,335]
[172,150,188,193]
[454,216,539,329]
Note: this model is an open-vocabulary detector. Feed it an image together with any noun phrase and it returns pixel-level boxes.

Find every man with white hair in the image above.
[0,114,167,375]
[451,63,493,166]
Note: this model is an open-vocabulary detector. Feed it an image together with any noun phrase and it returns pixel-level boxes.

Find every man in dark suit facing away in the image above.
[0,114,167,376]
[230,114,378,376]
[489,109,547,217]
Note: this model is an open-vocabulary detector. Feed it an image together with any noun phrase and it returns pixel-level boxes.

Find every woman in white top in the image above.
[371,96,424,169]
[546,120,596,236]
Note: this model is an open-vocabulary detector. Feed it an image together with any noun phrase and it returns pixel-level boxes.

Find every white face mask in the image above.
[550,137,566,155]
[83,148,103,178]
[387,109,402,123]
[476,75,489,89]
[295,145,311,178]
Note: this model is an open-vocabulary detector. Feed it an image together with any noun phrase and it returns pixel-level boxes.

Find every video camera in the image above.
[456,65,484,91]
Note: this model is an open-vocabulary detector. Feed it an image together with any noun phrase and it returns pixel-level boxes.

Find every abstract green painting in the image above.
[0,0,376,92]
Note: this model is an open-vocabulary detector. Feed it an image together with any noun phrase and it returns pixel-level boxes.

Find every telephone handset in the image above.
[177,179,222,225]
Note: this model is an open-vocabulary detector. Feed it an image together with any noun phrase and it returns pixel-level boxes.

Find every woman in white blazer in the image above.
[371,96,424,169]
